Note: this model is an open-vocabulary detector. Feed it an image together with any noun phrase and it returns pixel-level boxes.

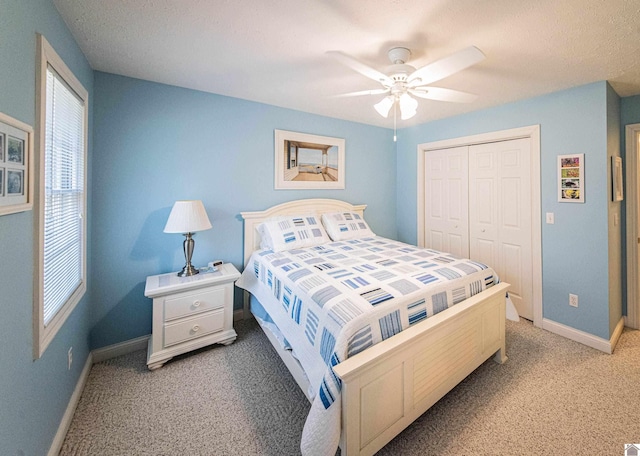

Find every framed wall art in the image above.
[0,112,33,215]
[274,129,345,190]
[558,153,584,203]
[612,156,623,202]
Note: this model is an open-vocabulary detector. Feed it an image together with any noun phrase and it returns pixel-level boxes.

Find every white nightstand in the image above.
[144,263,241,370]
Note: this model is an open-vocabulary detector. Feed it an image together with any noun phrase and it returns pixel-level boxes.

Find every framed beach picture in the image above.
[557,153,584,203]
[274,129,345,190]
[0,112,33,215]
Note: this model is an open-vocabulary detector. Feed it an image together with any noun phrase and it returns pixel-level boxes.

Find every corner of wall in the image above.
[607,84,623,337]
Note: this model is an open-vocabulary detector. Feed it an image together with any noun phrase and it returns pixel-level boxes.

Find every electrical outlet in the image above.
[67,347,73,370]
[569,294,578,308]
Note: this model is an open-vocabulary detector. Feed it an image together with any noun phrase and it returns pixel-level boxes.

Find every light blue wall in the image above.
[621,94,640,125]
[90,72,396,348]
[395,82,615,340]
[0,1,94,455]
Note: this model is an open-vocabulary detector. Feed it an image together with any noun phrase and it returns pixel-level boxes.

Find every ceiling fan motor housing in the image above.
[386,48,417,89]
[387,47,411,64]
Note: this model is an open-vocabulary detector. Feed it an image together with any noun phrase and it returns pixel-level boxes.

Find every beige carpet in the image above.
[60,318,640,455]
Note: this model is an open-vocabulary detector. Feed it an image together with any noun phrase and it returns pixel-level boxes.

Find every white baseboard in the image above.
[48,351,93,456]
[610,317,626,353]
[91,335,150,364]
[542,317,625,354]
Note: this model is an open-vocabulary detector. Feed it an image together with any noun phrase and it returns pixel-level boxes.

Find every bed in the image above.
[237,198,510,456]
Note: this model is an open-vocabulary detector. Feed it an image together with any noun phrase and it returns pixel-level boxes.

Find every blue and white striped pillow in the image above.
[258,215,330,252]
[321,211,375,241]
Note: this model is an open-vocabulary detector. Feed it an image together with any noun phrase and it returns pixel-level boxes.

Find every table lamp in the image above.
[164,200,212,276]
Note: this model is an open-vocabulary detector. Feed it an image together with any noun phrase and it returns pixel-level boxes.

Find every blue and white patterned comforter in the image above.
[236,236,499,456]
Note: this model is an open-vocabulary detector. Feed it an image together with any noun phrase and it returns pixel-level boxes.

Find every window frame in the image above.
[33,34,89,359]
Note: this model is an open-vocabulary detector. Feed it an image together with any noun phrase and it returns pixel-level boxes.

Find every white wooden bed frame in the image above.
[240,198,509,456]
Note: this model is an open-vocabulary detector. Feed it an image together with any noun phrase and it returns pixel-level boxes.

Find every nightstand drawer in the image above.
[163,308,225,347]
[164,287,226,321]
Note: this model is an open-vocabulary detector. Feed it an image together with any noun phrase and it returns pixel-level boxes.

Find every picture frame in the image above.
[0,112,34,215]
[612,156,623,202]
[558,153,584,203]
[274,129,345,190]
[8,136,24,165]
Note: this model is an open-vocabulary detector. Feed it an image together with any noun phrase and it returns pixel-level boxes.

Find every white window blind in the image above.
[43,64,85,325]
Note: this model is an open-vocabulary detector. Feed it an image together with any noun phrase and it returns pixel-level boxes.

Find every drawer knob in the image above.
[193,300,201,308]
[192,324,200,332]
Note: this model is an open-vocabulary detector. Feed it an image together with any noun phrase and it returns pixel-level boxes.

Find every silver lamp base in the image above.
[176,232,199,277]
[177,264,199,277]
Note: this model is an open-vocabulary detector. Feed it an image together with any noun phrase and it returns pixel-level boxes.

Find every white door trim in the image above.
[417,125,542,328]
[625,123,640,329]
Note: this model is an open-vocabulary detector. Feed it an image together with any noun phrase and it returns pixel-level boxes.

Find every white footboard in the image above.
[334,282,509,456]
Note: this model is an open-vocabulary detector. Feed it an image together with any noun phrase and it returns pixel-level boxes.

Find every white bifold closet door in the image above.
[424,138,533,320]
[423,146,469,258]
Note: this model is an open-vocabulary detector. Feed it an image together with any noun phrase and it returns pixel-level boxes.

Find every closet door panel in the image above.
[424,146,469,258]
[470,139,533,320]
[430,230,444,252]
[469,150,500,272]
[474,238,497,269]
[502,243,523,293]
[425,166,445,252]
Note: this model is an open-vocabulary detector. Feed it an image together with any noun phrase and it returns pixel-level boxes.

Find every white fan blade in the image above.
[327,51,393,86]
[409,87,478,103]
[334,88,390,98]
[407,46,485,87]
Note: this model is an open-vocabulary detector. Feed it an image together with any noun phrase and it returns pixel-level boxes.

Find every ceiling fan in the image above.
[328,46,485,120]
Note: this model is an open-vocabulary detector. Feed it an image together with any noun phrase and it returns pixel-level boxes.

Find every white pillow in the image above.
[258,215,330,252]
[321,211,375,241]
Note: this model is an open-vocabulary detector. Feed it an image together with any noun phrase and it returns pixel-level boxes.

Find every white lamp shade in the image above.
[399,93,418,120]
[374,96,394,118]
[164,200,212,233]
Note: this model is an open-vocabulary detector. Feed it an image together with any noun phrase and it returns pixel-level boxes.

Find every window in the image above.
[34,35,88,358]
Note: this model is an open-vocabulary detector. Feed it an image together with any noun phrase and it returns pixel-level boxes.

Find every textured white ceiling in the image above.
[53,0,640,128]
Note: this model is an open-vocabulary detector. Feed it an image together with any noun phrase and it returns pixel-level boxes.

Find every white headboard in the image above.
[240,198,367,267]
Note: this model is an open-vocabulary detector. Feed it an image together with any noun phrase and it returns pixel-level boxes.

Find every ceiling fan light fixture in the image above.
[399,93,418,120]
[374,96,394,118]
[401,108,417,120]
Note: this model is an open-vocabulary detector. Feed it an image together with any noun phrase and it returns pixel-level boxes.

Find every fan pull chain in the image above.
[393,101,397,142]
